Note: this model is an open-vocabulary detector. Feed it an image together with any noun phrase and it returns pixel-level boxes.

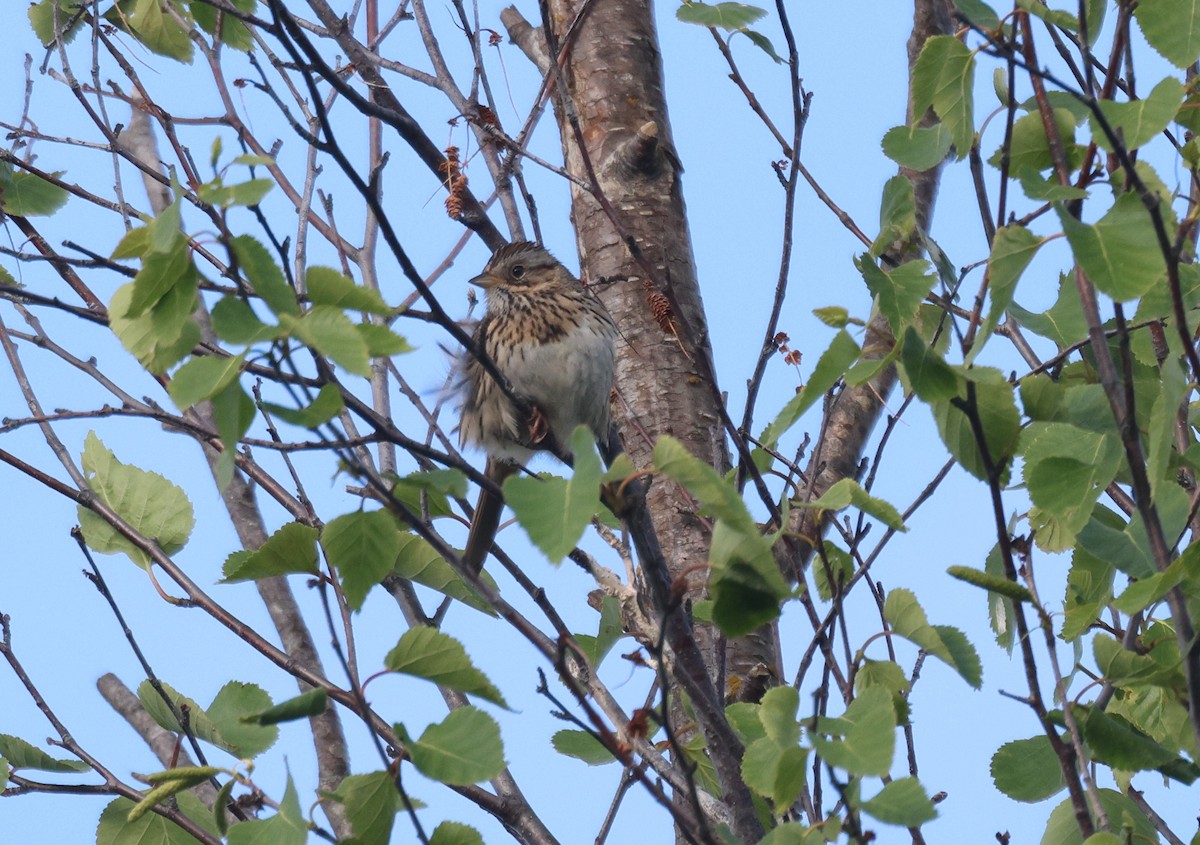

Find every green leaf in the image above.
[953,0,1000,29]
[221,521,319,582]
[357,322,414,356]
[947,565,1032,602]
[307,266,392,315]
[430,821,485,845]
[1021,422,1122,551]
[321,510,403,610]
[931,367,1020,483]
[211,382,255,489]
[1061,544,1115,641]
[859,256,935,335]
[0,168,69,216]
[264,383,345,428]
[388,469,465,520]
[231,235,298,317]
[210,295,277,344]
[734,29,785,63]
[110,277,200,374]
[861,777,937,826]
[77,432,195,569]
[551,730,618,765]
[1008,273,1089,349]
[576,593,624,668]
[190,0,256,52]
[504,426,603,562]
[0,735,88,772]
[654,435,758,533]
[812,686,895,777]
[742,739,808,809]
[242,688,327,725]
[990,108,1081,173]
[976,224,1043,357]
[1058,192,1166,301]
[330,771,399,845]
[398,707,505,786]
[855,659,912,724]
[872,175,917,257]
[1092,77,1184,152]
[884,588,982,687]
[1042,788,1157,845]
[1134,0,1200,68]
[1016,0,1077,28]
[203,681,278,758]
[900,326,958,401]
[1017,168,1089,201]
[911,35,975,157]
[760,329,860,447]
[1113,542,1200,614]
[990,736,1066,802]
[795,478,907,532]
[198,177,273,208]
[1080,706,1176,771]
[385,626,508,708]
[168,353,244,410]
[227,776,306,845]
[114,0,195,62]
[813,543,855,601]
[881,123,953,171]
[126,238,193,318]
[392,531,497,616]
[28,0,85,46]
[97,797,200,845]
[282,305,372,376]
[676,1,767,31]
[813,306,852,328]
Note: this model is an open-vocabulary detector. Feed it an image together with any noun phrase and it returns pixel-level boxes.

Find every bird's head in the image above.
[470,242,571,296]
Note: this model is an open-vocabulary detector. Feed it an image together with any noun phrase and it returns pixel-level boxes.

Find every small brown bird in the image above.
[458,241,618,571]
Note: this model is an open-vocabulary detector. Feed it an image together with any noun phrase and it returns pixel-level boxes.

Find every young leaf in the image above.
[1091,77,1184,152]
[859,257,936,334]
[242,688,328,725]
[974,224,1043,357]
[307,266,392,315]
[231,235,298,317]
[77,432,195,569]
[872,175,916,257]
[911,35,975,157]
[0,735,88,772]
[392,531,497,616]
[430,821,485,845]
[881,123,953,172]
[321,510,403,610]
[108,0,194,62]
[282,305,372,377]
[860,777,937,826]
[167,353,244,410]
[263,383,345,428]
[329,771,400,845]
[884,588,982,688]
[1058,193,1166,301]
[0,168,69,216]
[226,776,307,845]
[397,707,505,786]
[221,521,319,582]
[96,796,202,845]
[760,329,860,447]
[947,565,1033,603]
[551,730,619,765]
[204,681,278,758]
[1134,0,1200,68]
[190,0,256,52]
[794,478,906,532]
[384,626,508,708]
[812,686,896,777]
[504,426,603,562]
[900,326,958,401]
[675,1,767,31]
[990,735,1067,802]
[931,367,1020,483]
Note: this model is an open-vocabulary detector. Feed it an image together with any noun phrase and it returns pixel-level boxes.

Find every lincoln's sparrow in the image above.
[458,241,618,571]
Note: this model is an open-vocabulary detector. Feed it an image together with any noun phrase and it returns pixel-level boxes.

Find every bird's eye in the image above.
[510,264,526,280]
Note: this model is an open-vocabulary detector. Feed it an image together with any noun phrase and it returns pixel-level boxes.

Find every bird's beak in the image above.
[469,272,504,289]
